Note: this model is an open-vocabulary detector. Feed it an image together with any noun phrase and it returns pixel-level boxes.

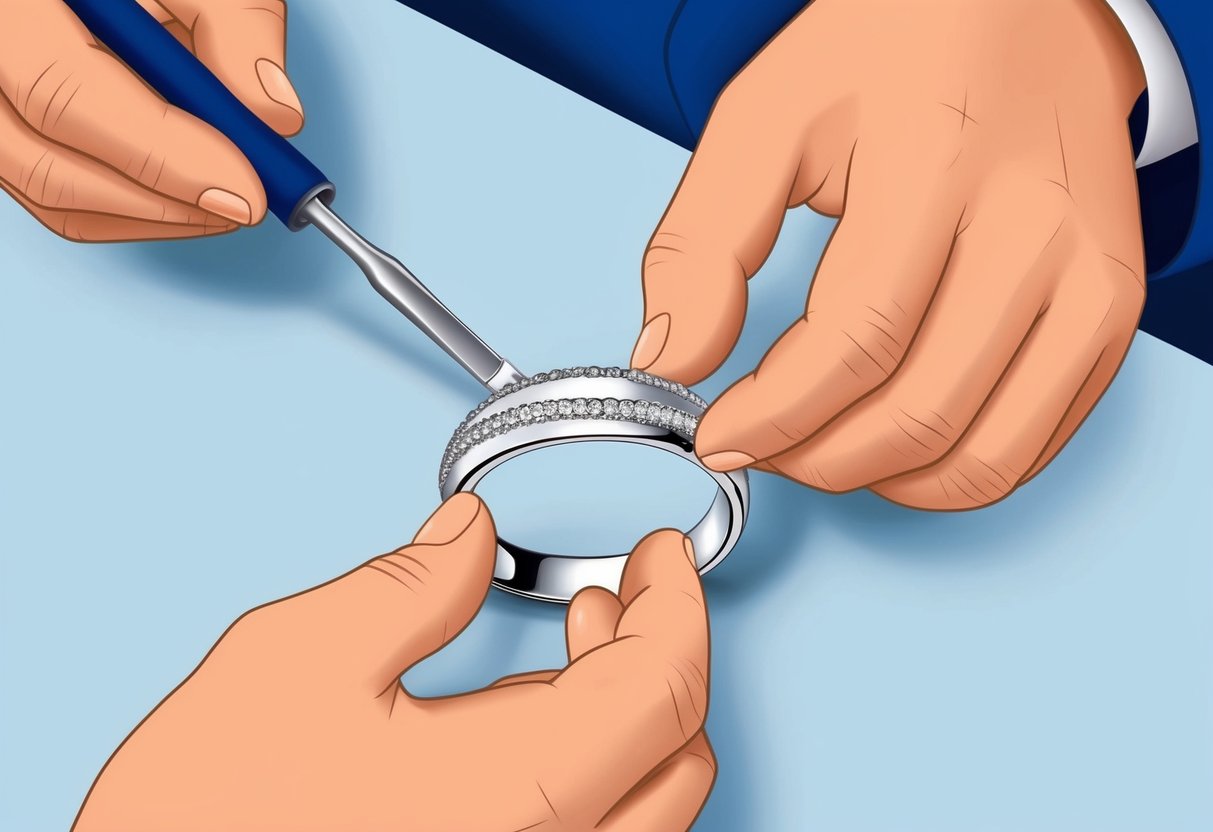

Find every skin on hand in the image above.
[0,0,303,243]
[632,0,1147,510]
[73,494,716,832]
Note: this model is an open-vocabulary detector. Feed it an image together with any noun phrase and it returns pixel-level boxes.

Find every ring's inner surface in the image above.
[475,441,719,555]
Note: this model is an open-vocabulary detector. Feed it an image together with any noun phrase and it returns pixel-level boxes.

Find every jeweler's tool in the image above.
[64,0,524,393]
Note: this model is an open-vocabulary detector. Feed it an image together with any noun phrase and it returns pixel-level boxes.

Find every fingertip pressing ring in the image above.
[631,313,671,371]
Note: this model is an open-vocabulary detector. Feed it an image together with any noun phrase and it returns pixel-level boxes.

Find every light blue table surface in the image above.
[2,2,1211,829]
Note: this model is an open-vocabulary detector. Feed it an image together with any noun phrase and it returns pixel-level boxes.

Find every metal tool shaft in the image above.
[300,198,523,392]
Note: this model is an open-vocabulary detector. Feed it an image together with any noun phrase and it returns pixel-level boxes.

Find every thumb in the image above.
[630,82,804,385]
[159,0,304,136]
[304,493,497,692]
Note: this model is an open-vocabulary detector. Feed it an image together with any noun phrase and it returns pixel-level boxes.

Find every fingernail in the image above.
[256,58,304,118]
[413,493,482,545]
[630,313,671,370]
[699,450,756,472]
[197,188,252,225]
[683,535,697,566]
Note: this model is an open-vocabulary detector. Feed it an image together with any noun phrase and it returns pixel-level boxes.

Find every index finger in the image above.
[693,133,966,471]
[158,0,305,136]
[633,71,808,384]
[542,530,710,818]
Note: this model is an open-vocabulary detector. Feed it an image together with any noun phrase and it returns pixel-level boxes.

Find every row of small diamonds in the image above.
[468,367,707,420]
[439,398,699,486]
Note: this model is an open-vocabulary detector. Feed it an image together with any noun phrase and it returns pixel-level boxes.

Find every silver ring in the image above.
[439,367,750,603]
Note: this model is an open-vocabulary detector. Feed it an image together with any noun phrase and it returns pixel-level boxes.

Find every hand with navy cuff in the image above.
[633,0,1149,509]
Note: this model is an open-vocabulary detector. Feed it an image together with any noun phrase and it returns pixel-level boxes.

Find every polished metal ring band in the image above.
[439,367,750,603]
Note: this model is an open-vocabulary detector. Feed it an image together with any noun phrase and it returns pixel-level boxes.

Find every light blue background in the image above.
[2,1,1211,828]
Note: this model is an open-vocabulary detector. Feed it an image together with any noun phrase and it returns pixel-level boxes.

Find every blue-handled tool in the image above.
[62,0,523,392]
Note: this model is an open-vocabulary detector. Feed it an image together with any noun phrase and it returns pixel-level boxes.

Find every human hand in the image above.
[0,0,302,242]
[632,0,1146,509]
[74,494,715,831]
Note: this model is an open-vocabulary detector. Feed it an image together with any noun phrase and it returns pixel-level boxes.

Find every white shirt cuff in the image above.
[1103,0,1198,167]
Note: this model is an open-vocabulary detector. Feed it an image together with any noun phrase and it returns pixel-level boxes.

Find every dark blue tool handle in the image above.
[62,0,333,229]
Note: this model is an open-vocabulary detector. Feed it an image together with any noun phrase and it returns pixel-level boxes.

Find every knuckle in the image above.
[1066,254,1146,338]
[15,59,82,134]
[855,302,914,350]
[663,657,709,741]
[836,328,897,384]
[882,406,957,464]
[60,226,88,243]
[934,452,1022,508]
[648,230,688,252]
[643,230,695,275]
[960,451,1023,495]
[644,227,738,278]
[118,123,171,191]
[15,148,74,212]
[762,410,814,447]
[1098,252,1147,305]
[816,305,912,386]
[364,551,433,595]
[778,455,845,493]
[56,213,84,242]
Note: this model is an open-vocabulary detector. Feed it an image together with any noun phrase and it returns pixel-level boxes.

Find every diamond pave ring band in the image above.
[439,367,750,603]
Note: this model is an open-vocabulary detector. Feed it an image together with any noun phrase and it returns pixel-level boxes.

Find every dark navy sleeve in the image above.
[394,0,808,150]
[1138,0,1210,279]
